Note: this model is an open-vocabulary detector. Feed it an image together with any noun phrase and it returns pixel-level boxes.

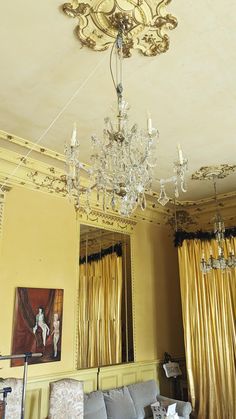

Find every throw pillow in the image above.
[128,380,158,419]
[103,386,137,419]
[84,390,108,419]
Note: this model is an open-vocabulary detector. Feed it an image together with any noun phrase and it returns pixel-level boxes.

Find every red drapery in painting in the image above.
[12,288,58,366]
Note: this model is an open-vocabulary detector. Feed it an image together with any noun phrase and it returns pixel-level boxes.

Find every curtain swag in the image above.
[174,227,236,247]
[79,242,122,265]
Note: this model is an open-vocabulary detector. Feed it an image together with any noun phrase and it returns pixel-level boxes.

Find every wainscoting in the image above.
[26,367,98,419]
[25,360,160,419]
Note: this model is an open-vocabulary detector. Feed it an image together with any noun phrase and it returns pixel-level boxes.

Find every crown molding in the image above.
[0,129,64,162]
[0,130,171,227]
[175,190,236,209]
[0,190,6,244]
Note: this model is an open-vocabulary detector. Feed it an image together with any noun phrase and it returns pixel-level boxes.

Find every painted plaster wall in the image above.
[0,186,184,379]
[133,221,184,361]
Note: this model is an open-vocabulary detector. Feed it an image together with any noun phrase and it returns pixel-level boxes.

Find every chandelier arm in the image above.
[156,176,177,184]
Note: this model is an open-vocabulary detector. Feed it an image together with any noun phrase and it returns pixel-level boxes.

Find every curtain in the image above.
[78,251,123,368]
[178,237,236,419]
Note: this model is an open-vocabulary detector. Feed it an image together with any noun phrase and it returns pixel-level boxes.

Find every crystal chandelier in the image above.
[65,18,188,217]
[200,180,236,273]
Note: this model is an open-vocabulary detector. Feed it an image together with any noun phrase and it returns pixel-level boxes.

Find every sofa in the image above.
[84,379,192,419]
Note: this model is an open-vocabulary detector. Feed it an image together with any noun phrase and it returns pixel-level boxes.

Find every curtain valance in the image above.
[174,227,236,247]
[79,242,122,265]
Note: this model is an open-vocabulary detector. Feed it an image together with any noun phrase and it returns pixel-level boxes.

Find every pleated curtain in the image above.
[78,251,123,368]
[178,237,236,419]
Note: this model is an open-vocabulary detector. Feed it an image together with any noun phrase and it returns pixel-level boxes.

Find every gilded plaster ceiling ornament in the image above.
[27,171,68,195]
[166,209,198,231]
[191,164,236,181]
[62,0,178,57]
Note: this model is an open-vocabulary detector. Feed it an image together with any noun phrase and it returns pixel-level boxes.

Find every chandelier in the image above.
[200,180,236,273]
[65,17,188,217]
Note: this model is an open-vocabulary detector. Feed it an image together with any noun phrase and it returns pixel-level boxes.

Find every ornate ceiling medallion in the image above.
[62,0,178,57]
[191,164,236,181]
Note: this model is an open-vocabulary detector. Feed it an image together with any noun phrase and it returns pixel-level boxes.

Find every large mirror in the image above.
[78,224,134,369]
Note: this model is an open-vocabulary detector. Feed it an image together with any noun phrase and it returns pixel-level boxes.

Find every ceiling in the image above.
[0,0,236,202]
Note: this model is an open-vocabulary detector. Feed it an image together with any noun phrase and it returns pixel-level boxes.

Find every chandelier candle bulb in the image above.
[147,111,152,135]
[177,144,184,165]
[71,123,77,146]
[71,165,76,179]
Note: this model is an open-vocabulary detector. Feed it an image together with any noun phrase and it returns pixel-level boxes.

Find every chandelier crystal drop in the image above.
[65,26,188,217]
[200,180,236,274]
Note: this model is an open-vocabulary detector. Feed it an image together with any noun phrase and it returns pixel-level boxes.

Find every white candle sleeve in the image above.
[147,117,152,134]
[71,123,77,146]
[177,144,184,165]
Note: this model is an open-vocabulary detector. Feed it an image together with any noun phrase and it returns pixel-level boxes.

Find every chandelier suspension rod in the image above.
[213,177,219,214]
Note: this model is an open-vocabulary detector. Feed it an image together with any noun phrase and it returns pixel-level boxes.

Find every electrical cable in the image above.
[0,54,107,193]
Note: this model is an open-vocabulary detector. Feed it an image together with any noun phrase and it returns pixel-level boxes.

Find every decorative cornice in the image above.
[61,0,177,57]
[175,190,236,208]
[1,130,236,230]
[0,130,171,227]
[0,129,65,163]
[0,191,6,245]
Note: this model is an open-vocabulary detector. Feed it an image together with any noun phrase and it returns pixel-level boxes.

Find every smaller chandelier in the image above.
[200,180,236,274]
[65,19,188,216]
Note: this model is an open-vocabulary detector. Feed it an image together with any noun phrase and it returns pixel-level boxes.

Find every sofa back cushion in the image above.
[103,386,137,419]
[127,380,159,419]
[84,390,108,419]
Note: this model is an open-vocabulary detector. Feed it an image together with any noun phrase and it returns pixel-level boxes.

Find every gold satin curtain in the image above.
[178,238,236,419]
[78,251,123,368]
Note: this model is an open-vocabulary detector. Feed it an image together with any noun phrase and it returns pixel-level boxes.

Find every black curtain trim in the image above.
[174,227,236,247]
[79,242,122,265]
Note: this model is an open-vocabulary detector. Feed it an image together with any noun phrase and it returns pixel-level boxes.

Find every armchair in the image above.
[48,378,83,419]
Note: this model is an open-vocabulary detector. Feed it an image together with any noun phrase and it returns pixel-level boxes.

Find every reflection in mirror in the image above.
[78,224,134,369]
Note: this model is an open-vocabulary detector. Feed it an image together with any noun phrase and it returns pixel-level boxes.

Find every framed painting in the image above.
[11,287,64,366]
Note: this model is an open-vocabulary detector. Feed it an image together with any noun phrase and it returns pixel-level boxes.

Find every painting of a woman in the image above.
[51,313,60,358]
[32,307,50,346]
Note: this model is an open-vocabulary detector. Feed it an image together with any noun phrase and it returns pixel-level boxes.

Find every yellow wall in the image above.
[0,185,184,381]
[0,186,78,377]
[133,222,184,361]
